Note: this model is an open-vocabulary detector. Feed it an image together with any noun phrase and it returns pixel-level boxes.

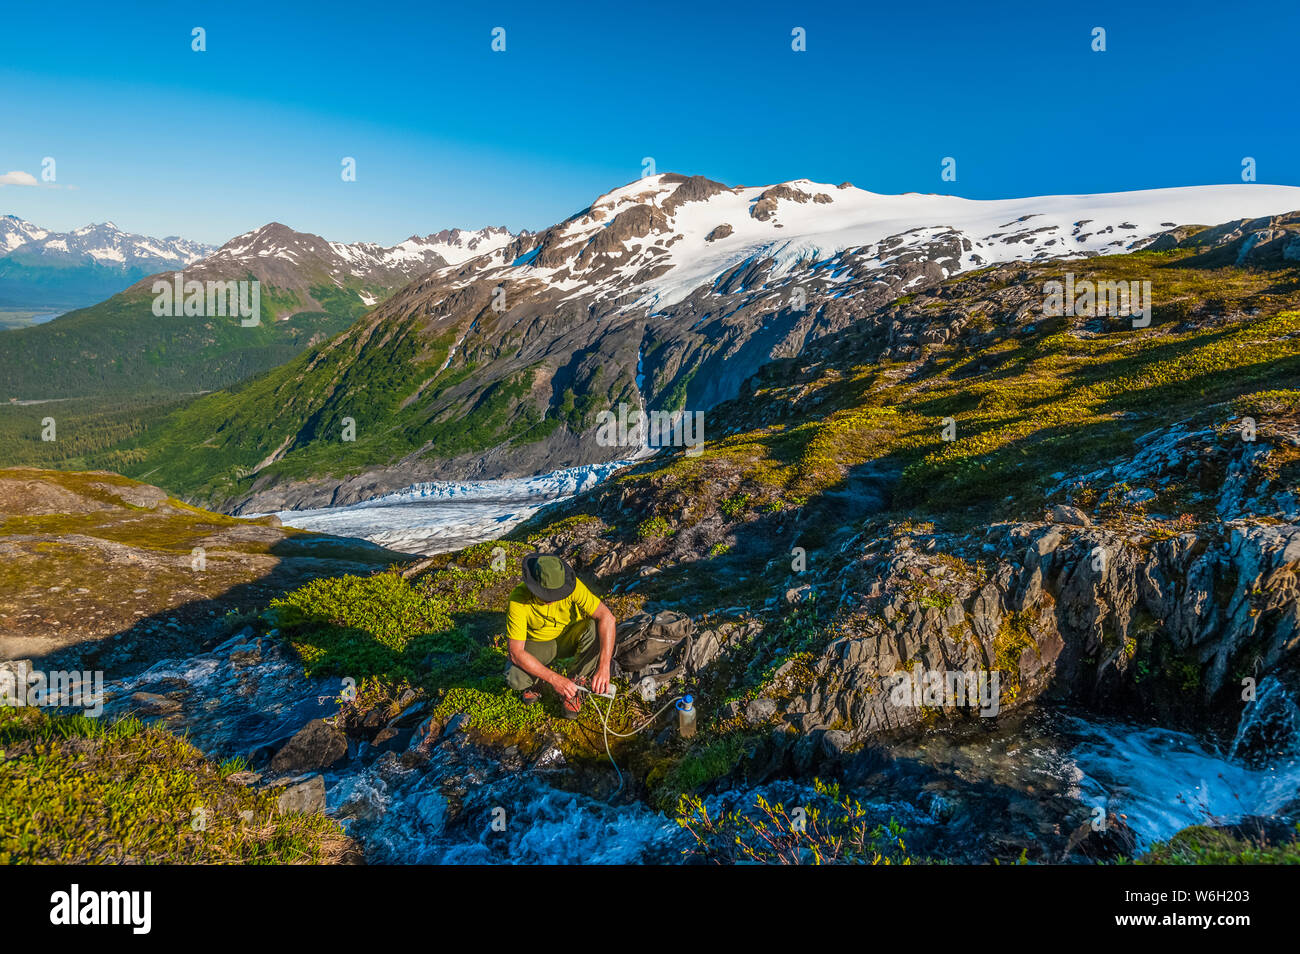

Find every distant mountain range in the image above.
[0,219,521,401]
[0,216,214,309]
[83,173,1300,513]
[0,214,519,312]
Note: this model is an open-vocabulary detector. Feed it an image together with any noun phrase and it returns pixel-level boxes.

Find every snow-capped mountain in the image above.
[185,222,521,312]
[387,226,519,267]
[0,216,522,312]
[147,172,1300,514]
[196,222,445,290]
[0,216,216,308]
[0,215,53,253]
[0,215,213,265]
[447,176,1300,311]
[0,218,526,402]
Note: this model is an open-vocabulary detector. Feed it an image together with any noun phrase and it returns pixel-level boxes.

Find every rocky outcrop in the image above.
[271,719,349,773]
[731,419,1300,743]
[1164,211,1300,267]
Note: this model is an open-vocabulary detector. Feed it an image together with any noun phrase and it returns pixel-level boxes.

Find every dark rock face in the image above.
[1160,211,1300,267]
[270,718,348,773]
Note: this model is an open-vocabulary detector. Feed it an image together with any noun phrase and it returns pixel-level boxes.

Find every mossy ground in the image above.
[0,707,353,864]
[1138,824,1300,865]
[0,467,400,656]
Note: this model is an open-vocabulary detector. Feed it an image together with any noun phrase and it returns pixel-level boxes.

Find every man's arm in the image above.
[590,601,617,695]
[508,639,579,699]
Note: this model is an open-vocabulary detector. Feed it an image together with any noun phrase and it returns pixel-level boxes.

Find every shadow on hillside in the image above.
[22,535,412,683]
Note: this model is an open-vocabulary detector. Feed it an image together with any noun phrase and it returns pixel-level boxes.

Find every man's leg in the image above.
[504,638,559,692]
[559,618,601,683]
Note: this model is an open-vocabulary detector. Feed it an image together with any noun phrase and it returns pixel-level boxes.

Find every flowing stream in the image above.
[90,469,1300,862]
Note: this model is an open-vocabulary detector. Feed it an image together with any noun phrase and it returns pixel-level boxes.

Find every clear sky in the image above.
[2,0,1297,246]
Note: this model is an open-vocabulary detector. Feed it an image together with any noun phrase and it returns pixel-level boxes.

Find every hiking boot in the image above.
[560,679,586,719]
[520,687,543,704]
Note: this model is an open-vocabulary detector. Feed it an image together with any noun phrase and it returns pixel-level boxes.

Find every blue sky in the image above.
[2,0,1297,246]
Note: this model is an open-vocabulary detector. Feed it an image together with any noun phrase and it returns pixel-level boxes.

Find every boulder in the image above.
[130,691,182,715]
[270,718,347,773]
[276,774,326,815]
[744,698,778,725]
[1050,504,1091,527]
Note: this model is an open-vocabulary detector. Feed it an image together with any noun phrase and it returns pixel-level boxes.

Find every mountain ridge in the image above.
[84,173,1300,512]
[0,215,215,308]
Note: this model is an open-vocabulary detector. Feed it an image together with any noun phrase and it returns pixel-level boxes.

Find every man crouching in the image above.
[505,553,616,718]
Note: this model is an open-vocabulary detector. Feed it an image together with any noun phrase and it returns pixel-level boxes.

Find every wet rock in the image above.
[532,745,566,768]
[276,774,326,815]
[412,715,443,748]
[1061,812,1138,862]
[387,697,428,728]
[371,727,414,754]
[130,691,182,715]
[441,713,470,738]
[415,792,447,832]
[270,718,348,773]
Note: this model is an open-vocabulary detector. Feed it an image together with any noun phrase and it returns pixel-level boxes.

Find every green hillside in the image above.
[0,280,373,401]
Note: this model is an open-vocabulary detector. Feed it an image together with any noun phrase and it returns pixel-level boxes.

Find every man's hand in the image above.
[551,674,580,700]
[590,666,611,696]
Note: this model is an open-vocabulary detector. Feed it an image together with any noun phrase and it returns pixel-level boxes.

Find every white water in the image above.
[1060,715,1300,847]
[268,461,635,555]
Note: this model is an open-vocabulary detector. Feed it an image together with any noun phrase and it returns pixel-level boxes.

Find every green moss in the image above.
[1139,824,1300,865]
[993,613,1037,703]
[0,708,350,864]
[637,516,674,539]
[652,733,755,806]
[267,561,527,690]
[720,492,751,519]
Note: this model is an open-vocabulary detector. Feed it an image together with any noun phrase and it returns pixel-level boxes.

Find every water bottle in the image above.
[676,695,696,739]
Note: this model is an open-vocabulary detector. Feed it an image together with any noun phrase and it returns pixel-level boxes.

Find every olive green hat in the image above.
[521,552,576,602]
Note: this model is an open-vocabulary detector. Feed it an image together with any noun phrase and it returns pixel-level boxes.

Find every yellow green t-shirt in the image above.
[506,579,601,642]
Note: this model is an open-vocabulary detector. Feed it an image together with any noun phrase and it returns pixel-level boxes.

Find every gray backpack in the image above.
[613,611,694,690]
